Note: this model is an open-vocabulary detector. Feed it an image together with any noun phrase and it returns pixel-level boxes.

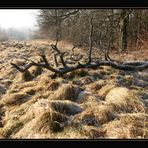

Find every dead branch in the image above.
[58,10,79,20]
[11,47,148,78]
[51,44,67,67]
[71,46,76,56]
[53,54,59,67]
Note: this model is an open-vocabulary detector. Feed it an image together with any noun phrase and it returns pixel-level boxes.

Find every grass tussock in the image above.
[30,110,64,133]
[102,113,148,139]
[77,91,95,103]
[0,119,24,138]
[105,87,146,113]
[85,80,106,93]
[13,59,26,66]
[11,81,36,90]
[51,126,88,139]
[3,98,37,124]
[50,100,83,115]
[49,83,82,101]
[47,81,60,91]
[2,93,30,105]
[73,104,116,127]
[14,109,68,138]
[82,125,106,139]
[98,84,116,98]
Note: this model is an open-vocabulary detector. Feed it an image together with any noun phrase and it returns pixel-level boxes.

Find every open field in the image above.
[0,39,148,139]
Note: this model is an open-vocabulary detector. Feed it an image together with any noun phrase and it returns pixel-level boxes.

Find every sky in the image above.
[0,9,39,29]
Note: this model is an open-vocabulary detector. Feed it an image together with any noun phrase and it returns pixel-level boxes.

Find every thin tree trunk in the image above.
[119,10,128,51]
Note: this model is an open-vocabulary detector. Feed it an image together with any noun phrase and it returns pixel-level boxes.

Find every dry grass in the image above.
[1,98,70,138]
[0,39,147,139]
[47,81,60,91]
[48,83,82,101]
[29,66,43,77]
[82,125,106,139]
[97,84,116,98]
[51,126,88,139]
[3,99,36,123]
[51,126,89,139]
[105,87,146,113]
[2,93,30,105]
[50,100,83,115]
[29,110,68,133]
[85,80,106,93]
[11,59,26,66]
[0,120,24,138]
[10,81,36,90]
[102,113,148,139]
[72,104,116,127]
[77,91,95,103]
[64,69,89,79]
[18,71,33,81]
[13,109,68,138]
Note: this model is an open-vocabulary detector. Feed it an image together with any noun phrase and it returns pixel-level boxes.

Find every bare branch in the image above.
[71,46,76,56]
[57,10,79,19]
[11,62,35,73]
[50,44,67,67]
[104,38,115,62]
[11,55,60,74]
[53,54,59,67]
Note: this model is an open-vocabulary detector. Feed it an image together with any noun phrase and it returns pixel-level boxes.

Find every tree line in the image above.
[36,9,148,51]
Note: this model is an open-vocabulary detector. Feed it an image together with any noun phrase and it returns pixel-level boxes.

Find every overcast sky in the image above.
[0,9,39,29]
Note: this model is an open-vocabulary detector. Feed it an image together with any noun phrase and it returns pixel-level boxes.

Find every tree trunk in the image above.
[110,9,114,49]
[119,10,129,51]
[136,10,142,48]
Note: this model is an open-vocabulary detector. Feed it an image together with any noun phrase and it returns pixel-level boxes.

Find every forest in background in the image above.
[34,9,148,51]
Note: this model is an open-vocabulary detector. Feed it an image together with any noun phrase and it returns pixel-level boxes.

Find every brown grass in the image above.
[13,109,68,138]
[85,80,106,93]
[11,81,36,90]
[50,126,87,139]
[19,71,33,81]
[50,100,83,115]
[72,104,116,127]
[82,125,106,139]
[105,87,146,113]
[77,91,94,103]
[29,66,43,77]
[30,110,68,133]
[0,120,24,138]
[102,113,148,139]
[2,93,30,105]
[0,39,147,139]
[48,83,82,101]
[98,84,116,98]
[47,81,60,91]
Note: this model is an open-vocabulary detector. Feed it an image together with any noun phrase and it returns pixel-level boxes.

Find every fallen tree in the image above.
[10,42,148,78]
[11,18,148,78]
